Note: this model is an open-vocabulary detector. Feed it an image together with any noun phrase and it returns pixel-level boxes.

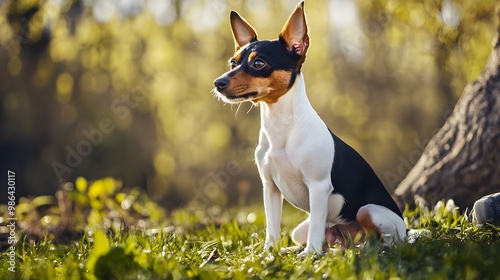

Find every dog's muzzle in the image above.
[214,77,230,92]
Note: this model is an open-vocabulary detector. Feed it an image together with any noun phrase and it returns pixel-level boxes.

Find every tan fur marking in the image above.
[356,208,383,238]
[225,70,292,103]
[232,53,241,64]
[226,71,253,95]
[252,70,292,104]
[248,51,257,63]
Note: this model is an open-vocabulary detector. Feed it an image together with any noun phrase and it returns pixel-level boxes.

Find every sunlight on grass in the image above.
[0,179,499,279]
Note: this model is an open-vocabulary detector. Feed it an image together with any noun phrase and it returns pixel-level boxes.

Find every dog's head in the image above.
[213,1,309,104]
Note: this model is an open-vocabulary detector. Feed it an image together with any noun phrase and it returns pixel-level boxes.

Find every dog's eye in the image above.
[252,59,266,70]
[229,60,237,69]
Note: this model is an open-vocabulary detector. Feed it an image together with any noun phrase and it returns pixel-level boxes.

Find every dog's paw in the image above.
[263,242,273,252]
[261,243,277,263]
[297,250,321,259]
[298,246,323,258]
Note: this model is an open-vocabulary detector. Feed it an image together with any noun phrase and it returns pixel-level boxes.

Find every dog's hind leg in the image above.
[356,204,407,247]
[291,217,309,246]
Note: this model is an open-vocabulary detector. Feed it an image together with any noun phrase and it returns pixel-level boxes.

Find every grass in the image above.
[1,178,500,279]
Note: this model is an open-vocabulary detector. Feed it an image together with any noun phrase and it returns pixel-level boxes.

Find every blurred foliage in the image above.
[0,177,166,244]
[0,0,498,209]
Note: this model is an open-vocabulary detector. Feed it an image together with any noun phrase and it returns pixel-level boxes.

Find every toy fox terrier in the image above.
[213,1,406,256]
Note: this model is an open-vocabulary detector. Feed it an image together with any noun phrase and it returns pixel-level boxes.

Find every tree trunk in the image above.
[394,25,500,210]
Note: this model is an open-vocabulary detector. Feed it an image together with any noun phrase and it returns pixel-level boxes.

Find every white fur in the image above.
[256,74,345,255]
[358,204,407,246]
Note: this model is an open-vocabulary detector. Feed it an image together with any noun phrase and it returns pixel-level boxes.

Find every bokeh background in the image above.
[0,0,498,210]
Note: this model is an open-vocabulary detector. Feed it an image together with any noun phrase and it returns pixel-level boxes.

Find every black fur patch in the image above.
[329,130,403,221]
[233,40,300,87]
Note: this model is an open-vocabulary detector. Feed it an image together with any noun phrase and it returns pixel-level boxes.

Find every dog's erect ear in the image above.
[230,11,258,51]
[279,1,309,57]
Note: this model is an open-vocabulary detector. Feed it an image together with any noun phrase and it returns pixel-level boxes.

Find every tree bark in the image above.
[394,24,500,210]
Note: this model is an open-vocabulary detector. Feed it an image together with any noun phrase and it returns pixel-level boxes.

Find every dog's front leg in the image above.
[263,181,283,251]
[300,179,332,256]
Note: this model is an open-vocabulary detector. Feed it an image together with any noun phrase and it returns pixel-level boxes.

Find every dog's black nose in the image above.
[214,77,229,91]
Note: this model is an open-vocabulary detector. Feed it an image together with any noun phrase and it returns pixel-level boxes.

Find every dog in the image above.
[213,1,406,256]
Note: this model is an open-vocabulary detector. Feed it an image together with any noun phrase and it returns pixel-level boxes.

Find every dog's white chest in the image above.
[265,148,310,211]
[255,74,339,217]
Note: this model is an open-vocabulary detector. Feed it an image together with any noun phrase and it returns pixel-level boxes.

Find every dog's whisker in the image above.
[210,88,222,101]
[246,103,254,114]
[234,103,244,119]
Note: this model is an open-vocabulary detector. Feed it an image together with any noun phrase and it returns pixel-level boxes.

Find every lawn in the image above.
[1,178,499,279]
